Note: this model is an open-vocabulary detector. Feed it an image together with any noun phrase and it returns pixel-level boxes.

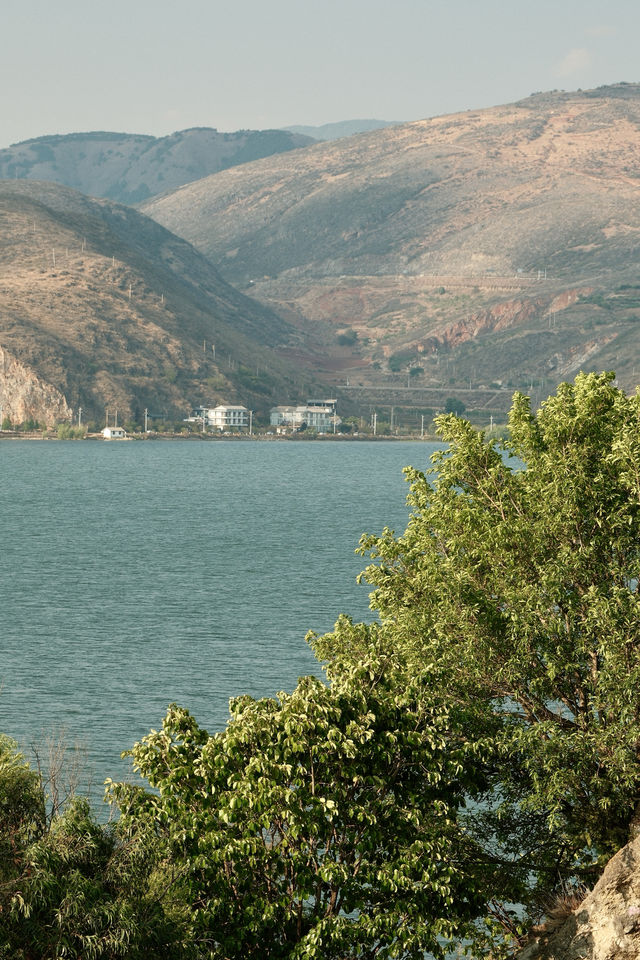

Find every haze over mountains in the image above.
[4,85,640,428]
[142,83,640,410]
[0,128,313,206]
[282,120,399,141]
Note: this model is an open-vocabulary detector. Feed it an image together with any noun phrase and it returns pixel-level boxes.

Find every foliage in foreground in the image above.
[328,370,640,931]
[4,371,640,958]
[110,642,492,959]
[0,736,183,960]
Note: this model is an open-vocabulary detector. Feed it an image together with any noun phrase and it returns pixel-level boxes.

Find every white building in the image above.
[187,404,249,431]
[102,426,126,440]
[270,399,340,433]
[270,405,297,427]
[208,405,249,430]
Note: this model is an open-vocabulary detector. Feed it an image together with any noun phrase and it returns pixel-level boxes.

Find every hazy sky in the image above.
[1,0,638,148]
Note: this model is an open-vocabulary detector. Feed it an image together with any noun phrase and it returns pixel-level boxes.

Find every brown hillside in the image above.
[0,181,311,426]
[143,84,640,410]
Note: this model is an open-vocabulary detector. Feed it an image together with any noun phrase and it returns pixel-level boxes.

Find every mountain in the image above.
[0,180,313,427]
[142,83,640,415]
[283,120,399,141]
[0,128,314,205]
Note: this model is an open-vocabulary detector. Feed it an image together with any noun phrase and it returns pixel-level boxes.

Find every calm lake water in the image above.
[0,438,439,803]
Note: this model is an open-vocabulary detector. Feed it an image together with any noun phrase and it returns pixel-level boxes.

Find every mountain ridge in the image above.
[140,83,640,406]
[0,180,313,426]
[282,119,399,140]
[0,127,314,205]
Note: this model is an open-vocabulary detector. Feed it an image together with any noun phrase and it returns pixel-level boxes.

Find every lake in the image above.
[0,438,440,802]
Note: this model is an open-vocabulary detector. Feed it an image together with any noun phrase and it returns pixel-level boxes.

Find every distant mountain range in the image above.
[282,120,399,141]
[0,180,313,426]
[5,88,640,428]
[141,83,640,407]
[0,128,314,205]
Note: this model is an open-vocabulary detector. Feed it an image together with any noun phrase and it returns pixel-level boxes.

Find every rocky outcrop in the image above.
[0,345,72,427]
[517,838,640,960]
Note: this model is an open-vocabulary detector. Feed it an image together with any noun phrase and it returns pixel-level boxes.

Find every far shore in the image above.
[0,429,442,443]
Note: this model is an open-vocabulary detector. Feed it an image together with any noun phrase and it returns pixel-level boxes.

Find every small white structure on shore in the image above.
[102,426,126,440]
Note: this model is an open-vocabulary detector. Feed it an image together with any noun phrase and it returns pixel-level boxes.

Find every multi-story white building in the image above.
[207,405,249,430]
[270,405,297,427]
[188,405,249,431]
[270,399,339,432]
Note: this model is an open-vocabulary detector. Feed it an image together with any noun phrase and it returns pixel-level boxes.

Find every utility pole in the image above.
[144,408,148,432]
[249,410,253,435]
[78,407,82,427]
[421,414,424,439]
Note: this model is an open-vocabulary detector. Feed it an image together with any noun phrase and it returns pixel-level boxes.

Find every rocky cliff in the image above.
[0,345,71,427]
[517,837,640,960]
[0,180,310,425]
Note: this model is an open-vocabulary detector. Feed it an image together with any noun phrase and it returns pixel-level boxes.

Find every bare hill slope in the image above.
[142,84,640,407]
[0,181,308,426]
[0,128,313,205]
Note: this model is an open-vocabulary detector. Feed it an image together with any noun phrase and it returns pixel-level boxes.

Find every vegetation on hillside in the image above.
[0,181,309,425]
[0,128,313,206]
[143,85,640,399]
[3,372,640,958]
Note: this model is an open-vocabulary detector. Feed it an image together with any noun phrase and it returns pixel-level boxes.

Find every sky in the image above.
[1,0,638,148]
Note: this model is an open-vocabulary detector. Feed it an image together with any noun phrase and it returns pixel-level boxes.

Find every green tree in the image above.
[56,423,87,439]
[0,735,45,909]
[347,371,640,927]
[0,738,183,959]
[336,328,358,346]
[444,397,465,415]
[111,639,492,959]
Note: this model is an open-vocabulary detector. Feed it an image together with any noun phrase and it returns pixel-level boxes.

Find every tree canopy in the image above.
[4,371,640,958]
[329,371,640,927]
[110,640,492,959]
[0,736,184,960]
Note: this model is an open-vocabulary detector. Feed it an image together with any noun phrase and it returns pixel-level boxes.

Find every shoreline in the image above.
[0,430,440,443]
